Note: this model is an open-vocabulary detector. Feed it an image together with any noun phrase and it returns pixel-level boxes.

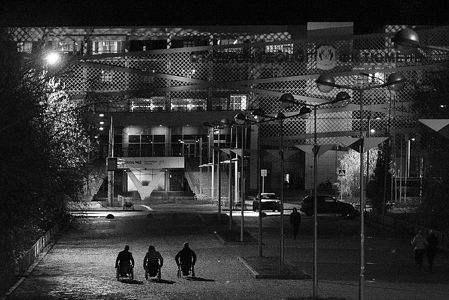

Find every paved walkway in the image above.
[6,204,449,300]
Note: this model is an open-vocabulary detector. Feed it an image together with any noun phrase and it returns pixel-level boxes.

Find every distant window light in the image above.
[230,94,247,111]
[93,41,119,54]
[265,43,293,54]
[17,42,33,53]
[100,70,113,82]
[58,41,78,53]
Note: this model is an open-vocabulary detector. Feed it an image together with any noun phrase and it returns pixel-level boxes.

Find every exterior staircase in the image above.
[185,157,230,204]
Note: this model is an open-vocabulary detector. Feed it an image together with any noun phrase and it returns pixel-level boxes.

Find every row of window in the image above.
[104,132,247,158]
[128,95,247,112]
[17,39,295,55]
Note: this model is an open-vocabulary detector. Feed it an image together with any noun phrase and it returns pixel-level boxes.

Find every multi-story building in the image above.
[6,23,449,205]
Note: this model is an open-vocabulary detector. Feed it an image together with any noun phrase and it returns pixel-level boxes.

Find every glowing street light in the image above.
[44,52,61,66]
[279,91,350,298]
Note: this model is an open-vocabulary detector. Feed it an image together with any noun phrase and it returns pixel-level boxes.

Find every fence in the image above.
[14,223,59,276]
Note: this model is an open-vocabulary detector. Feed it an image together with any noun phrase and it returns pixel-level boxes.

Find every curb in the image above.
[2,219,73,300]
[213,231,259,245]
[237,256,312,280]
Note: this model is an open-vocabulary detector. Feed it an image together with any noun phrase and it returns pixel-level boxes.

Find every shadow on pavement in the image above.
[185,276,215,282]
[118,279,144,284]
[148,278,176,284]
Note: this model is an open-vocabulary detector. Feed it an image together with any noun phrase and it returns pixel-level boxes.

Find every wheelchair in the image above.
[116,263,134,281]
[144,263,161,280]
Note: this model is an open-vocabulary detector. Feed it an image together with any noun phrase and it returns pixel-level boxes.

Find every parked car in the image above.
[300,195,358,218]
[252,193,281,212]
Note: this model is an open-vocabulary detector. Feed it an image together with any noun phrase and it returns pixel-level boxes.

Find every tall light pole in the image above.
[316,72,406,300]
[279,91,351,298]
[107,115,114,207]
[252,107,314,271]
[235,112,267,254]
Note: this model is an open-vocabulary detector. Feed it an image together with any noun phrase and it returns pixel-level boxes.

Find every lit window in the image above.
[17,42,33,53]
[230,94,247,110]
[58,41,78,53]
[265,43,293,54]
[93,41,119,54]
[100,70,113,82]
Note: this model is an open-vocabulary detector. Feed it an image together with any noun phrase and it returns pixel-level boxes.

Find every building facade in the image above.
[6,24,449,204]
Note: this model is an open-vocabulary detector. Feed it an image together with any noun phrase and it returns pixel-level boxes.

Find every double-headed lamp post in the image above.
[279,91,350,298]
[393,27,449,54]
[204,121,226,221]
[251,106,321,271]
[315,72,406,300]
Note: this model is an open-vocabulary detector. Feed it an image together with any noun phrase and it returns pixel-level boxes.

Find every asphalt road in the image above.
[7,203,449,300]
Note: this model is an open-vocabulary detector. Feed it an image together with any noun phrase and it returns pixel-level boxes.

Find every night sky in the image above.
[1,0,447,31]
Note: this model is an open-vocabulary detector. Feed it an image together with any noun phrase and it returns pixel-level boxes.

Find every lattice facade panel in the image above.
[7,25,449,144]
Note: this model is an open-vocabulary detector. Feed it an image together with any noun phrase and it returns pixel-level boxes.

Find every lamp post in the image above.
[204,121,226,220]
[107,115,114,207]
[315,72,406,300]
[393,27,449,54]
[279,91,351,298]
[252,107,315,270]
[234,113,250,242]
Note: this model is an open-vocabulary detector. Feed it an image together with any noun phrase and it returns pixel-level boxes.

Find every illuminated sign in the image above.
[117,157,185,169]
[189,47,419,66]
[316,45,337,70]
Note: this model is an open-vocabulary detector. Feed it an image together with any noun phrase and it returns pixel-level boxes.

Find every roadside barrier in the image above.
[14,224,59,276]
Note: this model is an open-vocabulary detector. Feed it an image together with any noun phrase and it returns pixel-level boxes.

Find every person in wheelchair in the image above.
[175,242,197,277]
[115,245,135,280]
[143,245,164,279]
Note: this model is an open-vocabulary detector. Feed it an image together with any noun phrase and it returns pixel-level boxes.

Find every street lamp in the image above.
[392,27,449,54]
[315,72,406,300]
[233,113,250,243]
[204,121,229,221]
[252,106,313,271]
[279,91,350,298]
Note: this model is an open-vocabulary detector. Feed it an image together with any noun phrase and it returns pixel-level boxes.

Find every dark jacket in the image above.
[116,250,134,268]
[175,247,197,267]
[290,210,301,226]
[144,250,163,268]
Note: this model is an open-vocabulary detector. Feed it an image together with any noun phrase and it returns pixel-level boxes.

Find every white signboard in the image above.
[117,157,184,169]
[261,169,267,177]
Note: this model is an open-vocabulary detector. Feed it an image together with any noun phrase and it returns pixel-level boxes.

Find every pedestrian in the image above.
[289,207,301,239]
[426,229,439,272]
[175,242,197,277]
[411,229,427,271]
[115,245,135,280]
[143,245,164,279]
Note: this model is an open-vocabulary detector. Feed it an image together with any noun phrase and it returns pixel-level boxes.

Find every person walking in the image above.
[115,245,135,280]
[411,229,427,271]
[426,229,439,272]
[143,245,164,279]
[289,207,302,240]
[175,242,197,277]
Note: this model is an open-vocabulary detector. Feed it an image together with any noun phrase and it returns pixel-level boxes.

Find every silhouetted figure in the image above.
[175,242,197,276]
[289,208,302,239]
[144,245,164,279]
[426,229,439,272]
[411,230,427,271]
[115,245,135,279]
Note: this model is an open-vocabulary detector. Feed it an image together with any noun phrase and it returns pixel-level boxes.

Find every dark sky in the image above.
[0,0,447,31]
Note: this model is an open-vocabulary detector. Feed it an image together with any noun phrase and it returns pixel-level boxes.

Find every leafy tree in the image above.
[337,147,378,199]
[0,38,95,293]
[366,142,391,213]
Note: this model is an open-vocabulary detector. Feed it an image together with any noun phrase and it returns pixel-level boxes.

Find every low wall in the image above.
[14,224,59,276]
